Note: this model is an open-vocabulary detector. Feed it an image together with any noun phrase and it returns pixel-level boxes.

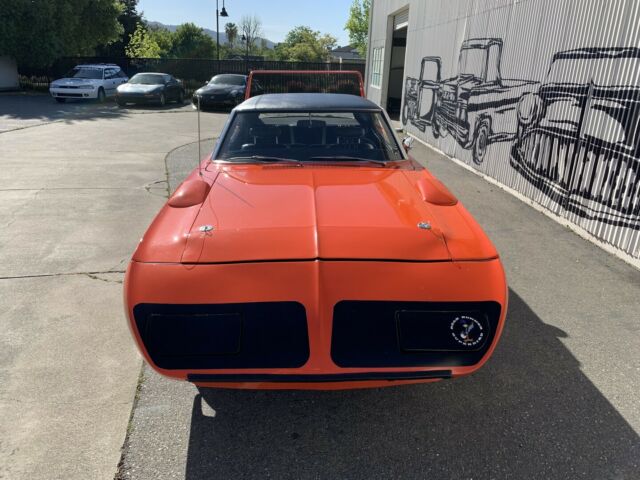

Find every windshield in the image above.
[64,67,103,80]
[209,75,246,86]
[216,111,403,163]
[458,48,486,79]
[129,74,167,85]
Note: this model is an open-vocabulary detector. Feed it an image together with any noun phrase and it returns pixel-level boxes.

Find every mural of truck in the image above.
[437,38,540,164]
[510,47,640,231]
[403,38,540,165]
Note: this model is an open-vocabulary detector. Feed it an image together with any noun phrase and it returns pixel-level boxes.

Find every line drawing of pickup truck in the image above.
[510,47,640,234]
[432,38,539,165]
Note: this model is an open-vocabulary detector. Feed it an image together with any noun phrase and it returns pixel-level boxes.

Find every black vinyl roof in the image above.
[235,93,381,112]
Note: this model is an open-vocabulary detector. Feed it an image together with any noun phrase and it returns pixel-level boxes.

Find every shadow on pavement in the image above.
[0,93,191,132]
[116,101,193,113]
[186,289,639,479]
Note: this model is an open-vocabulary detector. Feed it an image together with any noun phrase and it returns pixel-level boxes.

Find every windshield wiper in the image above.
[226,155,302,165]
[308,156,389,167]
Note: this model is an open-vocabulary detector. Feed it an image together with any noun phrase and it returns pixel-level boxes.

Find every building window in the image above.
[370,47,384,88]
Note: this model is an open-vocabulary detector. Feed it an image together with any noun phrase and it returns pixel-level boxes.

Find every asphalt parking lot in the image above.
[1,93,639,480]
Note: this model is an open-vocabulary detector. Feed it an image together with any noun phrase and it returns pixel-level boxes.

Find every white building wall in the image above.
[367,0,640,260]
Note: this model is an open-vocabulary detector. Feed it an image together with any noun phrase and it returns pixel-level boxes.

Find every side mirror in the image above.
[402,136,414,153]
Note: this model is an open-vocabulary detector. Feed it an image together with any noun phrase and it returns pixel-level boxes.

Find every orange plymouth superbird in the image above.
[124,93,507,390]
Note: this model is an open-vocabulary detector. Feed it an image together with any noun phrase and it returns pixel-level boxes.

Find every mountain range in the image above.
[147,21,276,49]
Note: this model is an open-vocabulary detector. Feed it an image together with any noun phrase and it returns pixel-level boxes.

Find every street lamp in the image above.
[241,34,249,63]
[216,0,228,61]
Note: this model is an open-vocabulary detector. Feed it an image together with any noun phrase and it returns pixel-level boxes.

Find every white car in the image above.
[49,64,128,103]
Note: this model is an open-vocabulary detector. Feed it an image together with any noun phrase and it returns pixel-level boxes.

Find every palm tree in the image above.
[225,22,238,48]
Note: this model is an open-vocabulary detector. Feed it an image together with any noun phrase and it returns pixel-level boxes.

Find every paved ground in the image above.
[0,93,227,480]
[1,94,638,479]
[0,92,195,133]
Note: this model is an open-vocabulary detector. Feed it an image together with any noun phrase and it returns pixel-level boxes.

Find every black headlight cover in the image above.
[331,300,501,367]
[134,302,310,370]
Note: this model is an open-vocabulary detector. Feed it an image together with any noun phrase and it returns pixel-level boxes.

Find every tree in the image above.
[239,15,263,56]
[169,23,216,58]
[225,22,238,48]
[274,26,337,62]
[125,23,161,58]
[0,0,123,68]
[345,0,370,58]
[147,25,173,57]
[97,0,143,56]
[147,25,174,57]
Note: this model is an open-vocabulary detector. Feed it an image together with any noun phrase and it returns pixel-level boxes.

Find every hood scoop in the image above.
[416,177,458,206]
[169,179,211,208]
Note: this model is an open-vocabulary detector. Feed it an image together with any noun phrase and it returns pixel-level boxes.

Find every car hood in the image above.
[118,83,163,93]
[134,165,498,264]
[197,84,242,95]
[52,77,102,86]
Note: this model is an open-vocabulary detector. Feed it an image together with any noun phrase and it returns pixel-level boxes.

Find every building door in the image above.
[386,10,408,118]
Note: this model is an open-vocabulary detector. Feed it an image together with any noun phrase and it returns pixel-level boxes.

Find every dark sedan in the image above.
[192,74,248,109]
[116,73,184,107]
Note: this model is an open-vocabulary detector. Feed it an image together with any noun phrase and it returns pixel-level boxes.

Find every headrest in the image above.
[336,126,366,137]
[297,119,326,128]
[249,126,282,137]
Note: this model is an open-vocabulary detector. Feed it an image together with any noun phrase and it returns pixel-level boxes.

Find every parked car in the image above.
[432,38,538,164]
[49,64,127,103]
[511,47,640,231]
[192,74,248,109]
[124,93,507,390]
[116,73,184,107]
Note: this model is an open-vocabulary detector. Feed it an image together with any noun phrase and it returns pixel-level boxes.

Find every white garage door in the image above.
[393,9,409,30]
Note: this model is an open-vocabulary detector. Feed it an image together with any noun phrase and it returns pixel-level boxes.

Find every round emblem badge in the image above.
[450,315,484,347]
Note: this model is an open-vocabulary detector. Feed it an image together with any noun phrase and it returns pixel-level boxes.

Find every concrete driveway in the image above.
[0,92,197,133]
[0,93,227,480]
[1,94,638,480]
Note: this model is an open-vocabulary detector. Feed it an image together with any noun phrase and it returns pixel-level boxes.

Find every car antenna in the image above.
[197,95,203,177]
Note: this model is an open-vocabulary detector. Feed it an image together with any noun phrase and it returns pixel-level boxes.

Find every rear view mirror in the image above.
[402,136,414,152]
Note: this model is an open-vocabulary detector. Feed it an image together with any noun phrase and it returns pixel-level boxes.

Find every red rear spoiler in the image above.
[245,70,365,99]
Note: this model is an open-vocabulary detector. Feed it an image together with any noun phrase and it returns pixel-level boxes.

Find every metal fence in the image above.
[18,57,367,96]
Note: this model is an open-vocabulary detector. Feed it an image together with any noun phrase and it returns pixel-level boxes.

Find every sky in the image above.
[137,0,354,46]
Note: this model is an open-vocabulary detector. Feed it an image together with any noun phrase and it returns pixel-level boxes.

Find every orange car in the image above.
[124,93,507,390]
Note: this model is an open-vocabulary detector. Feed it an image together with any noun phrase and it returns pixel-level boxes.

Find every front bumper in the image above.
[192,94,237,108]
[125,259,507,390]
[436,105,471,144]
[116,92,163,104]
[50,87,98,99]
